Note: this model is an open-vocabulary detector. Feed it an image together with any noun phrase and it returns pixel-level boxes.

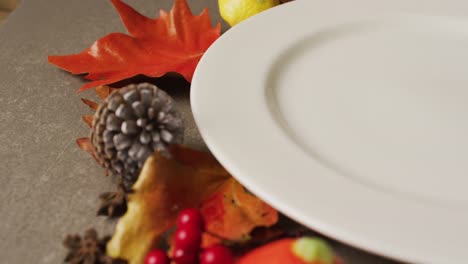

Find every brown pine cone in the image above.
[91,83,184,188]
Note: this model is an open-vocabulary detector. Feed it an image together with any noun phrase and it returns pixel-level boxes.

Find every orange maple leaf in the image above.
[48,0,220,92]
[201,180,279,247]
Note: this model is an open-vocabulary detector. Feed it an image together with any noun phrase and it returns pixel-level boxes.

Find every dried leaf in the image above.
[82,115,94,128]
[96,85,114,100]
[48,0,220,92]
[106,145,278,264]
[201,180,278,247]
[78,86,113,161]
[76,138,97,161]
[81,98,99,111]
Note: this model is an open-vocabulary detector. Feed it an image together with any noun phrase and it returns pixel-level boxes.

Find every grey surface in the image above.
[0,0,402,263]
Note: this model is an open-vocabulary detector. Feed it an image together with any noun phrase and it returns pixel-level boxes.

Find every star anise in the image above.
[63,229,127,264]
[97,184,131,218]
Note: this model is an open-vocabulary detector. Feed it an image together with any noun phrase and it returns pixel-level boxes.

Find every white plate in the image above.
[191,1,468,263]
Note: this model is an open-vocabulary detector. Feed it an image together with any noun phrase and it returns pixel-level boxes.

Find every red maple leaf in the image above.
[48,0,220,92]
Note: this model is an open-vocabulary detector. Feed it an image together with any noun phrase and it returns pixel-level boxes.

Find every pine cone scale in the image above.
[121,120,138,135]
[106,114,121,131]
[132,101,145,117]
[123,89,139,103]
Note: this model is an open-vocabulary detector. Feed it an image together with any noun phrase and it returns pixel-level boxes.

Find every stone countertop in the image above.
[0,0,402,263]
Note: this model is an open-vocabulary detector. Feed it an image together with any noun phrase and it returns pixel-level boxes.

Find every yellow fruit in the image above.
[219,0,280,26]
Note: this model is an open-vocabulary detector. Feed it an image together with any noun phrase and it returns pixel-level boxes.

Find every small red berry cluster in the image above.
[144,208,235,264]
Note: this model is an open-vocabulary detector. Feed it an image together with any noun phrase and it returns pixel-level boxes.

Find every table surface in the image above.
[0,0,403,263]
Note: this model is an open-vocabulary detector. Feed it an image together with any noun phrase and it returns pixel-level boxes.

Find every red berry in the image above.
[174,226,202,251]
[177,208,204,230]
[172,248,197,264]
[200,245,234,264]
[144,249,170,264]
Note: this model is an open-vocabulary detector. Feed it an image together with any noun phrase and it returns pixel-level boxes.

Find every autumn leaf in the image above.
[81,98,99,110]
[48,0,221,92]
[107,145,278,264]
[76,86,114,160]
[76,137,98,162]
[82,115,94,128]
[95,85,115,100]
[201,180,278,247]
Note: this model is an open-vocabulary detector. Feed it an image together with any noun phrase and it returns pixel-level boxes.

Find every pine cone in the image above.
[91,83,184,188]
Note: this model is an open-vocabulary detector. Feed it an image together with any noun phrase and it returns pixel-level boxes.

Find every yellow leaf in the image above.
[107,145,230,264]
